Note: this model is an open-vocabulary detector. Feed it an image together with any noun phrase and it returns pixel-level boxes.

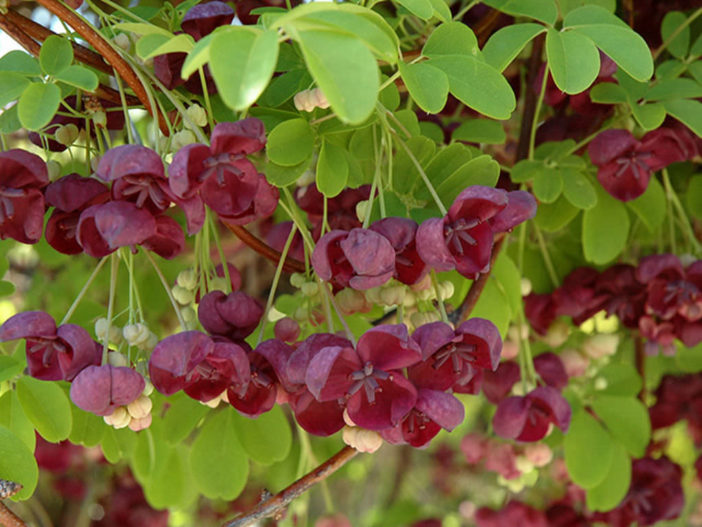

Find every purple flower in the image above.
[226,346,278,418]
[311,228,396,290]
[198,291,263,341]
[0,311,100,381]
[369,217,427,285]
[305,325,421,430]
[70,365,145,416]
[0,149,48,244]
[492,386,571,442]
[533,352,568,390]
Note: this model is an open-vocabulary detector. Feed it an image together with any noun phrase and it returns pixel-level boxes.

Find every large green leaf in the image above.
[595,363,642,397]
[423,22,479,57]
[661,11,690,59]
[210,28,279,112]
[267,118,315,166]
[190,408,249,500]
[582,185,630,264]
[687,175,702,219]
[17,82,61,131]
[69,405,105,447]
[161,392,209,445]
[181,32,215,79]
[451,119,506,144]
[16,377,71,443]
[663,99,702,137]
[645,78,702,101]
[0,391,35,451]
[481,0,557,25]
[143,443,195,509]
[136,33,194,60]
[435,155,499,206]
[0,50,41,75]
[533,167,563,203]
[585,442,631,512]
[631,101,666,130]
[101,426,137,463]
[295,28,378,124]
[0,425,38,501]
[592,395,651,458]
[546,28,600,94]
[564,409,615,488]
[427,55,515,119]
[483,23,545,72]
[0,72,30,108]
[395,0,433,19]
[471,279,511,336]
[399,62,449,114]
[0,355,24,384]
[39,35,73,75]
[561,168,597,209]
[231,405,292,464]
[316,140,349,198]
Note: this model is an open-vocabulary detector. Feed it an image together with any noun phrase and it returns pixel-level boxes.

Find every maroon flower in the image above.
[226,346,278,418]
[312,228,396,290]
[305,325,421,430]
[0,311,101,381]
[524,293,558,335]
[198,291,263,341]
[638,254,702,321]
[476,501,548,527]
[595,264,647,329]
[492,386,571,441]
[45,174,110,254]
[0,149,49,244]
[296,184,371,240]
[70,365,145,416]
[369,217,427,285]
[481,361,520,404]
[140,215,186,259]
[533,352,568,390]
[149,331,213,396]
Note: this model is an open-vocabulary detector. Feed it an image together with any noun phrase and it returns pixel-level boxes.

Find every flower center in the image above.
[433,341,477,373]
[348,361,391,404]
[0,187,27,223]
[120,175,169,210]
[443,218,480,255]
[615,151,652,180]
[202,153,242,185]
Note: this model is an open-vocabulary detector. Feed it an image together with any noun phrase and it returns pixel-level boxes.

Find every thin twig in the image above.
[0,502,26,527]
[223,223,306,274]
[515,34,544,163]
[222,446,358,527]
[634,334,646,403]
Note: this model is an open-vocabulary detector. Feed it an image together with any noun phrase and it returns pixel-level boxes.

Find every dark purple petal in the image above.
[341,228,396,290]
[56,324,102,380]
[181,1,235,40]
[168,143,211,199]
[45,174,109,212]
[70,365,145,416]
[287,333,353,388]
[588,129,639,166]
[0,311,56,341]
[141,215,185,259]
[356,324,422,370]
[290,390,345,437]
[210,119,266,156]
[636,253,684,283]
[305,345,360,401]
[415,388,464,431]
[149,331,214,395]
[346,373,417,430]
[447,186,508,223]
[96,145,164,182]
[184,340,249,402]
[0,149,49,189]
[412,321,456,360]
[416,217,455,271]
[456,318,503,370]
[198,291,263,340]
[533,352,568,390]
[489,191,537,232]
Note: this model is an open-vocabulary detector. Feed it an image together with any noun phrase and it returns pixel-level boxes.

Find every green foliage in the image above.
[585,442,631,512]
[481,0,557,25]
[591,395,651,458]
[267,118,315,166]
[483,23,545,72]
[582,185,630,264]
[564,409,615,488]
[16,377,72,443]
[0,425,38,501]
[17,82,61,131]
[231,406,292,464]
[39,35,74,76]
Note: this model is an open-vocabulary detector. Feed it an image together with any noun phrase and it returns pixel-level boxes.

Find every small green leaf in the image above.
[39,35,74,75]
[561,168,597,209]
[136,33,194,60]
[564,409,615,488]
[592,395,651,457]
[190,408,249,499]
[436,155,499,206]
[316,140,349,198]
[395,0,433,19]
[161,392,209,445]
[231,405,292,464]
[534,196,580,232]
[267,118,315,166]
[492,253,522,314]
[0,425,38,501]
[0,356,24,384]
[100,427,137,463]
[589,82,628,103]
[483,23,545,72]
[0,50,41,75]
[563,4,628,27]
[481,0,557,25]
[0,72,30,108]
[546,28,600,94]
[627,177,666,232]
[560,0,615,15]
[113,22,174,37]
[210,28,279,111]
[143,443,194,509]
[0,391,36,452]
[451,119,506,144]
[533,168,564,203]
[582,185,630,264]
[0,281,15,297]
[645,78,702,101]
[663,99,702,137]
[427,55,515,119]
[17,82,61,131]
[426,0,452,22]
[181,33,215,79]
[0,104,21,134]
[631,101,666,130]
[661,11,690,59]
[586,442,631,512]
[266,156,314,187]
[55,65,99,91]
[16,377,71,443]
[595,363,642,397]
[423,22,479,57]
[471,278,511,336]
[69,405,105,447]
[399,62,449,114]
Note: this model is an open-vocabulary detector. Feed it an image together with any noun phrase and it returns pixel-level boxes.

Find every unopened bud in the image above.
[172,284,194,305]
[540,319,570,348]
[520,278,532,296]
[142,379,154,396]
[181,305,197,325]
[290,273,306,288]
[127,395,152,419]
[523,443,553,467]
[594,376,608,390]
[128,413,152,432]
[342,426,383,453]
[107,351,128,368]
[123,323,150,347]
[355,200,369,223]
[379,285,406,306]
[90,156,101,173]
[410,311,440,328]
[515,456,534,473]
[185,104,208,128]
[364,287,381,304]
[209,276,227,292]
[560,348,589,378]
[92,111,107,128]
[582,334,619,359]
[104,407,131,429]
[439,281,454,301]
[177,269,198,290]
[336,288,370,315]
[301,282,319,297]
[46,160,61,181]
[55,123,79,146]
[113,32,131,51]
[172,129,197,150]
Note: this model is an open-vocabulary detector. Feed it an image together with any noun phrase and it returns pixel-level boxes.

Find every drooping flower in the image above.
[369,217,427,285]
[492,386,571,442]
[70,365,145,416]
[198,291,263,341]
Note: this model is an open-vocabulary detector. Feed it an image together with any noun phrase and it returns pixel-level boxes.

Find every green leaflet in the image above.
[16,376,72,443]
[582,185,630,264]
[0,425,38,501]
[39,35,73,76]
[564,409,615,488]
[231,405,292,464]
[483,23,545,72]
[17,82,61,131]
[398,62,449,114]
[546,28,600,94]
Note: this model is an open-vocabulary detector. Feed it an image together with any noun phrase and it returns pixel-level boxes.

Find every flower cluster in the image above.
[649,372,702,445]
[525,253,702,355]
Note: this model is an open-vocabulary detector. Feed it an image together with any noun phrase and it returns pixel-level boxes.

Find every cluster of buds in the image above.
[293,88,331,113]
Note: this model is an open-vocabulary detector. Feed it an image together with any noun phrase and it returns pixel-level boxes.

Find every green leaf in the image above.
[0,72,30,108]
[546,28,600,94]
[190,408,249,499]
[483,23,545,72]
[399,62,449,114]
[435,155,499,206]
[395,0,433,19]
[231,405,292,464]
[535,195,580,232]
[585,442,631,512]
[266,155,314,187]
[645,78,702,101]
[0,391,36,452]
[181,33,215,79]
[161,392,208,445]
[657,59,687,80]
[0,105,20,135]
[68,405,105,447]
[562,168,597,209]
[595,363,642,397]
[663,99,702,137]
[427,55,515,119]
[631,101,666,130]
[560,0,615,15]
[17,82,61,131]
[592,395,651,457]
[661,11,690,59]
[481,0,557,25]
[16,377,71,442]
[210,28,279,111]
[563,4,628,27]
[143,444,194,509]
[0,425,38,501]
[131,428,155,484]
[692,31,702,57]
[451,119,506,144]
[492,253,522,314]
[267,118,315,166]
[589,82,628,103]
[582,185,630,264]
[113,22,174,37]
[533,168,563,203]
[55,65,99,91]
[136,33,194,60]
[0,356,24,384]
[564,409,615,488]
[39,35,74,75]
[0,50,41,75]
[423,22,479,57]
[471,279,511,336]
[687,175,702,219]
[627,177,666,232]
[295,28,378,124]
[316,140,349,198]
[426,0,452,22]
[100,427,137,463]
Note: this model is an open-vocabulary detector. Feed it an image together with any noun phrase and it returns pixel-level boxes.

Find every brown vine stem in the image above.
[634,334,646,403]
[0,15,42,56]
[0,502,26,527]
[222,446,358,527]
[223,223,306,274]
[34,0,170,135]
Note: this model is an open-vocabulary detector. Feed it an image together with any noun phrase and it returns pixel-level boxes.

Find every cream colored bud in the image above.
[177,269,198,290]
[290,273,306,288]
[364,287,381,304]
[203,396,222,408]
[415,287,434,301]
[46,160,61,181]
[113,32,131,51]
[142,379,154,396]
[379,285,406,306]
[128,413,152,432]
[336,288,370,315]
[104,407,131,429]
[172,284,194,305]
[342,426,383,453]
[92,111,106,128]
[172,129,197,150]
[540,319,570,348]
[311,88,330,109]
[521,278,532,297]
[524,443,553,467]
[582,334,619,359]
[181,306,197,324]
[410,311,440,328]
[106,351,128,368]
[55,123,79,146]
[439,281,455,301]
[209,276,227,292]
[127,395,152,419]
[293,306,308,321]
[507,323,530,342]
[355,200,369,223]
[123,323,150,347]
[343,408,356,427]
[560,348,589,378]
[594,376,608,390]
[515,456,534,474]
[301,282,319,297]
[90,156,101,173]
[95,317,109,340]
[185,104,208,128]
[293,90,315,112]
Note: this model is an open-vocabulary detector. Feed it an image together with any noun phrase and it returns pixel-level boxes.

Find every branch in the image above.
[223,223,306,274]
[515,33,545,162]
[222,446,358,527]
[0,503,26,527]
[634,334,646,403]
[34,0,170,135]
[0,14,41,56]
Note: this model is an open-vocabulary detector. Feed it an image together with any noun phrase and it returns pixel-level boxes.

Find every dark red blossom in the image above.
[492,386,571,442]
[226,346,278,418]
[0,311,100,381]
[0,149,48,244]
[533,352,568,390]
[476,501,547,527]
[480,361,520,404]
[296,184,370,240]
[369,217,427,285]
[198,290,263,341]
[70,365,145,416]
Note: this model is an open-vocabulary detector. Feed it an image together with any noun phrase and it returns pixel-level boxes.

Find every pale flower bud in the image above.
[104,407,131,429]
[92,111,107,128]
[46,160,61,181]
[113,32,131,51]
[172,129,197,150]
[560,348,589,378]
[364,287,381,304]
[515,456,534,473]
[172,284,195,305]
[90,156,101,173]
[128,413,152,432]
[342,426,383,453]
[343,409,355,427]
[379,285,406,306]
[293,90,315,112]
[127,395,153,419]
[123,323,150,347]
[107,351,128,368]
[301,282,319,297]
[290,273,306,288]
[142,379,154,396]
[336,288,371,315]
[94,317,109,340]
[311,87,330,109]
[594,376,608,391]
[410,311,440,328]
[55,123,79,146]
[209,276,227,292]
[355,200,369,223]
[177,269,198,290]
[523,443,553,467]
[521,278,532,296]
[185,104,208,127]
[439,281,455,301]
[582,334,619,359]
[540,319,570,348]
